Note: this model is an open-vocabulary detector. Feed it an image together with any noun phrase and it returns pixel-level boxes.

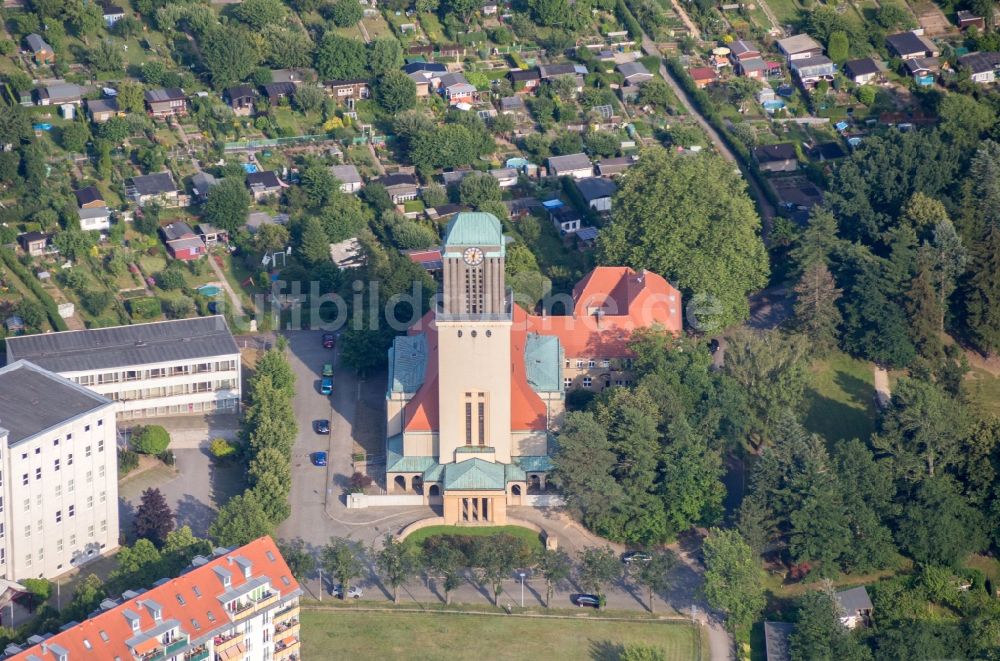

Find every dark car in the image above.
[311,451,328,466]
[322,333,336,349]
[572,593,600,608]
[315,419,330,434]
[621,551,652,565]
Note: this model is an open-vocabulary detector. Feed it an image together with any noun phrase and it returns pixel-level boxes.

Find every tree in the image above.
[202,26,262,89]
[375,534,417,604]
[578,546,621,606]
[254,224,290,254]
[117,81,145,114]
[551,412,623,535]
[875,3,913,29]
[444,0,480,21]
[634,551,675,613]
[599,147,768,329]
[458,172,501,207]
[208,491,274,546]
[204,178,251,233]
[293,85,325,113]
[535,548,572,607]
[790,587,873,661]
[321,537,365,595]
[529,0,570,25]
[156,265,186,290]
[793,260,842,355]
[60,121,90,153]
[131,425,170,454]
[330,0,364,25]
[638,78,674,110]
[278,538,317,582]
[702,528,765,635]
[81,290,112,316]
[584,130,620,158]
[826,30,849,63]
[315,34,368,80]
[90,39,124,72]
[233,0,286,29]
[299,216,331,265]
[475,534,524,605]
[895,477,987,568]
[374,70,416,113]
[133,487,174,547]
[939,93,995,149]
[424,540,464,604]
[368,38,403,75]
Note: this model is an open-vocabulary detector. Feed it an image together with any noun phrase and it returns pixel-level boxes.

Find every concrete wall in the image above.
[346,494,425,509]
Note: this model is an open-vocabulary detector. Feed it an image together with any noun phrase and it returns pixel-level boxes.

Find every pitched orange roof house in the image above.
[7,537,301,661]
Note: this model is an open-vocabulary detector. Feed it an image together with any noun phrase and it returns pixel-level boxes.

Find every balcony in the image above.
[273,621,299,641]
[231,591,279,621]
[214,632,244,654]
[273,638,300,660]
[273,605,299,624]
[144,638,189,661]
[186,648,209,661]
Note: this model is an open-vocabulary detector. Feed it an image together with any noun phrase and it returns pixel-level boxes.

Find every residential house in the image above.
[425,203,465,222]
[763,622,795,661]
[2,537,301,661]
[957,9,985,30]
[246,211,290,234]
[776,34,823,63]
[246,171,283,201]
[24,34,53,64]
[886,31,939,60]
[441,169,472,187]
[575,177,617,212]
[100,1,125,26]
[406,247,444,273]
[791,55,836,89]
[78,206,112,232]
[125,171,179,207]
[404,62,447,96]
[508,68,541,92]
[35,83,83,106]
[499,95,526,116]
[547,153,594,179]
[905,57,939,85]
[144,88,187,117]
[546,200,582,235]
[190,171,219,200]
[160,222,206,261]
[262,82,296,102]
[958,51,1000,83]
[325,79,371,102]
[539,63,587,92]
[843,58,881,84]
[224,85,256,116]
[489,168,518,189]
[597,155,638,177]
[17,231,50,257]
[729,39,761,63]
[738,57,768,79]
[330,164,363,193]
[439,72,476,105]
[836,587,874,629]
[0,360,119,581]
[753,143,798,172]
[380,172,419,204]
[688,67,718,88]
[197,223,228,247]
[74,185,105,209]
[616,61,654,85]
[505,197,541,219]
[85,97,121,123]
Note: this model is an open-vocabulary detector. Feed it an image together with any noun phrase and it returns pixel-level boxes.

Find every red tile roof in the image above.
[8,537,299,661]
[688,67,718,81]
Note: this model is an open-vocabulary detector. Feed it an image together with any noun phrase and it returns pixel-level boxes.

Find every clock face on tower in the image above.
[463,247,484,266]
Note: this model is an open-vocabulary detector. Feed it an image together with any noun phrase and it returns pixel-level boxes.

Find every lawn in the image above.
[963,367,1000,416]
[300,610,703,660]
[802,351,877,444]
[763,0,804,26]
[402,525,544,555]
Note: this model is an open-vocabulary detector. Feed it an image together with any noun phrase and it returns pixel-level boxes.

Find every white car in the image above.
[331,585,363,599]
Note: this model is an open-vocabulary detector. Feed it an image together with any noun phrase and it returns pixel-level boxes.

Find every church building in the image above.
[385,212,681,525]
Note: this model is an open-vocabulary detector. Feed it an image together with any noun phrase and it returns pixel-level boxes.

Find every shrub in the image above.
[131,425,171,455]
[348,471,373,493]
[119,449,140,476]
[210,438,238,460]
[158,450,175,466]
[128,296,162,319]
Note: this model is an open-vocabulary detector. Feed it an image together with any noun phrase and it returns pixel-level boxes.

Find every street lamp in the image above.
[519,572,526,608]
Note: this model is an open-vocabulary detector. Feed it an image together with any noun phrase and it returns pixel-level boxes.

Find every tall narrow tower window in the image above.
[478,401,485,446]
[465,401,473,445]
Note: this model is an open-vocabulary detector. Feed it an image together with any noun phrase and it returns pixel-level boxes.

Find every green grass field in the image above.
[963,367,1000,416]
[402,525,544,555]
[300,609,702,660]
[802,352,877,443]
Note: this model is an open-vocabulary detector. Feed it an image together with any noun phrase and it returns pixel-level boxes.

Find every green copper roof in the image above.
[388,334,427,393]
[515,455,554,472]
[525,333,562,393]
[422,463,445,482]
[386,434,438,473]
[443,212,504,250]
[505,462,527,483]
[442,458,507,491]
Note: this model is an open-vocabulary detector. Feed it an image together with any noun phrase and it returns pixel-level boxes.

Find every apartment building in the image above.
[3,537,302,661]
[5,317,241,420]
[0,361,119,581]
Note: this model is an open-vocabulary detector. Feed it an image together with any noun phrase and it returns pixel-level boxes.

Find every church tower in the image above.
[435,212,514,464]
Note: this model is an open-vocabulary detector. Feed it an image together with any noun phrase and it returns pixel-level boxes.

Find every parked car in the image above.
[621,551,652,565]
[332,585,362,599]
[572,593,600,608]
[315,419,330,434]
[322,333,336,349]
[311,451,328,466]
[320,377,333,395]
[322,363,334,377]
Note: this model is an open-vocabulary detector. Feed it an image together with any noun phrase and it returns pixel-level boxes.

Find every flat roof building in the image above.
[6,317,241,420]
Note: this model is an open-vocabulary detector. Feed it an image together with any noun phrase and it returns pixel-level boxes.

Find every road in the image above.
[640,36,775,222]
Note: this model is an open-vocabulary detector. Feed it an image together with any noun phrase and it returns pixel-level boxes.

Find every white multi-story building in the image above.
[6,317,241,420]
[3,536,302,661]
[0,361,119,581]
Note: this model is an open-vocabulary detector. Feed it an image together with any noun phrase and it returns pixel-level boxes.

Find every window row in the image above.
[74,360,238,386]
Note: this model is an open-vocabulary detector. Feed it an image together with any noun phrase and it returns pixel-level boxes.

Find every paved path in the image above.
[874,366,891,408]
[207,255,247,320]
[669,0,701,40]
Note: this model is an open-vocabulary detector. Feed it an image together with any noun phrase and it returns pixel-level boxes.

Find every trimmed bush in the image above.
[210,437,238,459]
[131,425,170,455]
[119,449,140,476]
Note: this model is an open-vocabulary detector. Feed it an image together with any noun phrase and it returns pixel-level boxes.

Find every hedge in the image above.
[615,0,644,41]
[0,248,69,331]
